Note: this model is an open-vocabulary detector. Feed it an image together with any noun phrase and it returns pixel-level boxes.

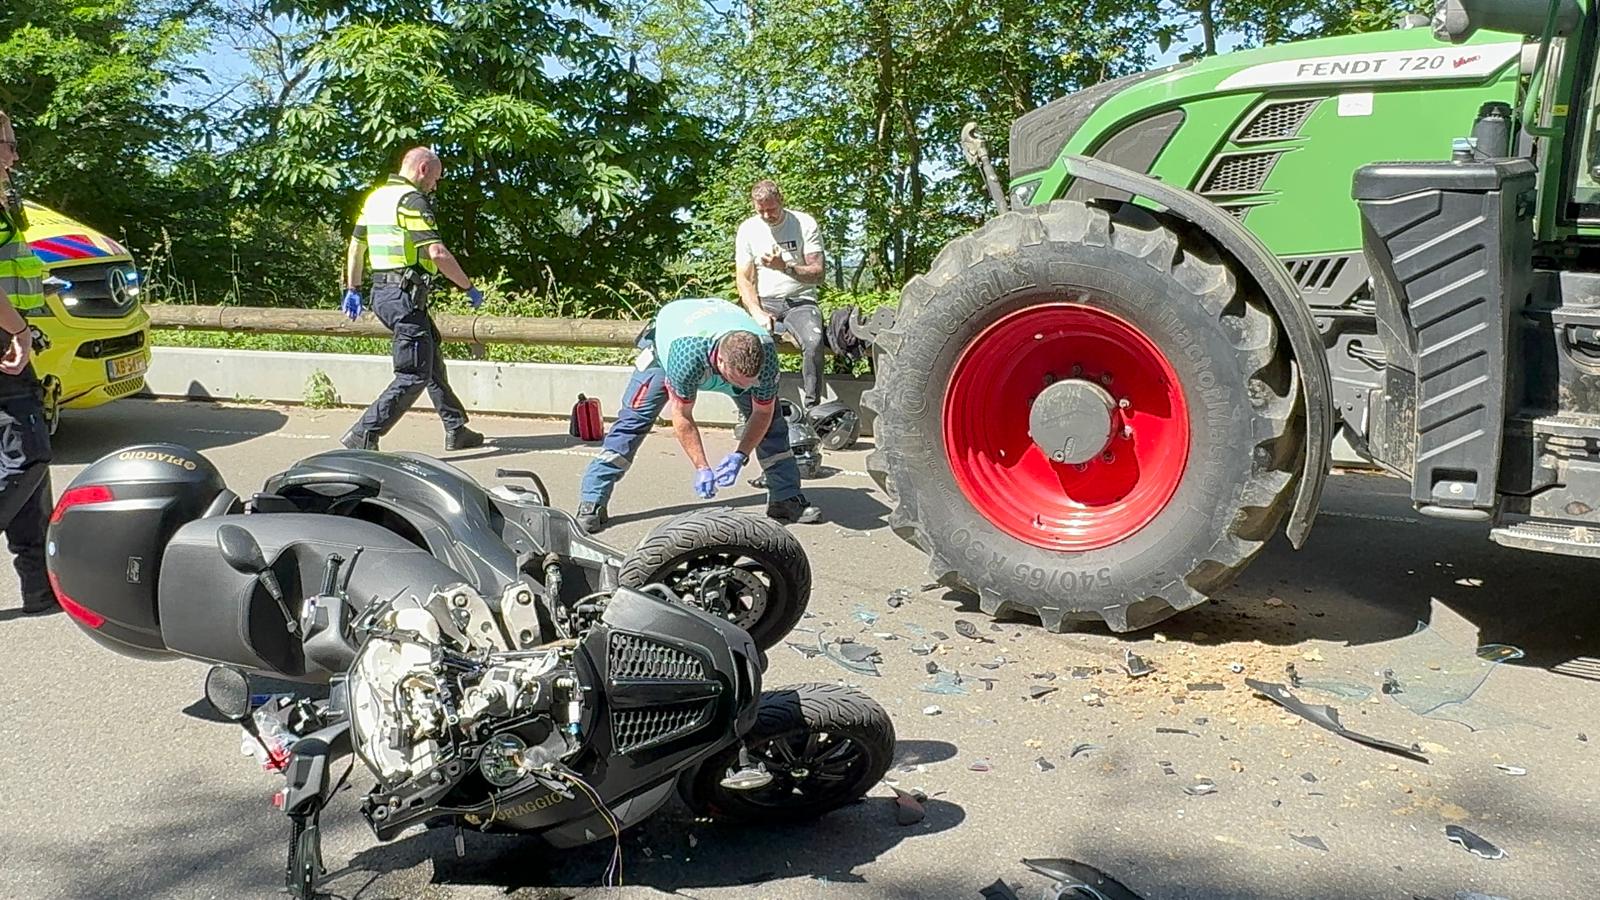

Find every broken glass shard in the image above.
[919,671,969,695]
[1183,780,1217,796]
[1070,743,1102,758]
[1034,757,1056,773]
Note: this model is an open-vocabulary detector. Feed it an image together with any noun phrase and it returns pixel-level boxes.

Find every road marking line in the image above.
[183,427,333,440]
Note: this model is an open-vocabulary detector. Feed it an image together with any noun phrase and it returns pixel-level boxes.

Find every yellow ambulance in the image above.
[20,201,151,431]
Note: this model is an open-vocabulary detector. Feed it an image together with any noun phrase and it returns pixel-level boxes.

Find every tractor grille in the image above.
[612,702,715,755]
[1221,205,1252,223]
[1287,256,1350,294]
[1200,152,1281,195]
[608,632,707,680]
[1236,99,1321,142]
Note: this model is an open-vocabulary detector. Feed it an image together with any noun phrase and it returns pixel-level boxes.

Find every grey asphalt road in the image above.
[1,399,1595,900]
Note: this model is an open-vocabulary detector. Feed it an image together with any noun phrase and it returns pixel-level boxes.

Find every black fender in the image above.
[1059,154,1332,548]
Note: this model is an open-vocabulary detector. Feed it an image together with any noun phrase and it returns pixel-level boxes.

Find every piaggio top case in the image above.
[46,443,234,659]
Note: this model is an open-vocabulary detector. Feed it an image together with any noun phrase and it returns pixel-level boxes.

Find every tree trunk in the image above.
[1198,0,1217,56]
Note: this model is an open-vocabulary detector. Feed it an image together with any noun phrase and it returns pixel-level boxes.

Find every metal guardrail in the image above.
[147,304,647,348]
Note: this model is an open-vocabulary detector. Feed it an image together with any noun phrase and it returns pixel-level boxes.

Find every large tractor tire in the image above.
[863,201,1302,632]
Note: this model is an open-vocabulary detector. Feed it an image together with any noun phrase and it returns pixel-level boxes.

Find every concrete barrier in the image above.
[142,347,876,433]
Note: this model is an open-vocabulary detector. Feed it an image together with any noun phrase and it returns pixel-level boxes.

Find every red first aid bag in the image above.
[570,394,603,441]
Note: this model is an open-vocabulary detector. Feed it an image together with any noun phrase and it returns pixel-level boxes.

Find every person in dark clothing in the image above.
[340,147,485,452]
[0,109,58,615]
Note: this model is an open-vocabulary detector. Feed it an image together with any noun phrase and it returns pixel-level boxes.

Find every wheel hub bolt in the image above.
[1100,373,1113,385]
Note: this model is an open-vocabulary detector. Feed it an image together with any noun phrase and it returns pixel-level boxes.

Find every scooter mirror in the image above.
[204,665,254,723]
[218,523,269,576]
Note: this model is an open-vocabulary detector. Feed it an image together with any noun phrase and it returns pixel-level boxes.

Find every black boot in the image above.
[576,501,608,533]
[445,426,484,451]
[767,494,821,525]
[341,427,378,451]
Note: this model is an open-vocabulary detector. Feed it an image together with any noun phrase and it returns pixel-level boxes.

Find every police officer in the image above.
[340,147,484,452]
[0,109,58,615]
[575,297,822,532]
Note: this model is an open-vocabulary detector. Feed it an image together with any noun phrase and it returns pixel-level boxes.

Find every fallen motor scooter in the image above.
[45,444,895,898]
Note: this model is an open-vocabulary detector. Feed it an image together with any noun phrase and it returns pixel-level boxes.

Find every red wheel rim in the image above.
[942,302,1190,551]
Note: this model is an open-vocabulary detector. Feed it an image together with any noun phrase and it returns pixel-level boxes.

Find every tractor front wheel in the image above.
[864,201,1302,632]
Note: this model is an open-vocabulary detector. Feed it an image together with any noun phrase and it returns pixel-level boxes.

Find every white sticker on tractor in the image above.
[1216,41,1522,91]
[1338,92,1374,116]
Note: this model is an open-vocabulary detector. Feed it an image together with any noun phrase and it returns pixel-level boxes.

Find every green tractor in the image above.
[865,0,1593,632]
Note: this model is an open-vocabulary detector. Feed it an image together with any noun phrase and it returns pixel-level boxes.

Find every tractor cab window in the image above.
[1570,37,1600,219]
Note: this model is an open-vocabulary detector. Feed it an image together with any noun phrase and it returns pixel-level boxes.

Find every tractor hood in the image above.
[1007,25,1529,186]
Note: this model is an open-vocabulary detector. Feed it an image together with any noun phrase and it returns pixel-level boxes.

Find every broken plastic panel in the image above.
[1445,824,1506,860]
[892,787,926,825]
[1022,859,1147,900]
[1246,678,1429,763]
[1290,834,1329,852]
[819,633,881,676]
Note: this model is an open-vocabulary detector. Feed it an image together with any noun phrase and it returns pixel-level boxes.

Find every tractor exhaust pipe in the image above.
[960,122,1010,217]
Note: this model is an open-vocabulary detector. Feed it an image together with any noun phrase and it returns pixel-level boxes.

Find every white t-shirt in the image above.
[736,209,823,301]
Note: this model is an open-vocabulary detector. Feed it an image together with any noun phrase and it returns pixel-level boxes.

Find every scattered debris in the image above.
[1071,666,1100,680]
[1302,649,1325,663]
[1070,743,1102,758]
[852,606,879,626]
[1187,682,1225,692]
[924,661,940,675]
[1301,772,1318,783]
[1029,684,1060,701]
[1156,727,1198,737]
[1183,780,1218,796]
[979,657,1008,670]
[1034,757,1056,773]
[1153,632,1169,643]
[819,633,882,676]
[1290,834,1329,852]
[969,758,993,773]
[1033,670,1058,681]
[954,619,993,642]
[980,879,1021,900]
[990,623,1004,632]
[1022,858,1148,900]
[920,672,969,696]
[886,589,908,609]
[1246,679,1429,763]
[786,641,821,659]
[922,705,942,716]
[1082,691,1106,707]
[1123,649,1155,678]
[1158,760,1177,777]
[911,643,937,656]
[1581,733,1590,743]
[932,630,951,641]
[1445,824,1506,860]
[1230,663,1246,674]
[1453,892,1511,900]
[1229,758,1245,774]
[891,787,926,826]
[1266,597,1285,608]
[1494,764,1528,777]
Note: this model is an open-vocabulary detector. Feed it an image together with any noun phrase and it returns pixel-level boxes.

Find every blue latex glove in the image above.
[466,286,485,309]
[693,467,717,499]
[714,450,747,488]
[341,289,362,320]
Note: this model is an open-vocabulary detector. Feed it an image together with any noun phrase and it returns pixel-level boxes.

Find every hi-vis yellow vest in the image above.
[357,180,439,274]
[0,205,45,312]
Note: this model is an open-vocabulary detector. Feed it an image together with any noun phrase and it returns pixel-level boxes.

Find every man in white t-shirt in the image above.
[734,180,829,409]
